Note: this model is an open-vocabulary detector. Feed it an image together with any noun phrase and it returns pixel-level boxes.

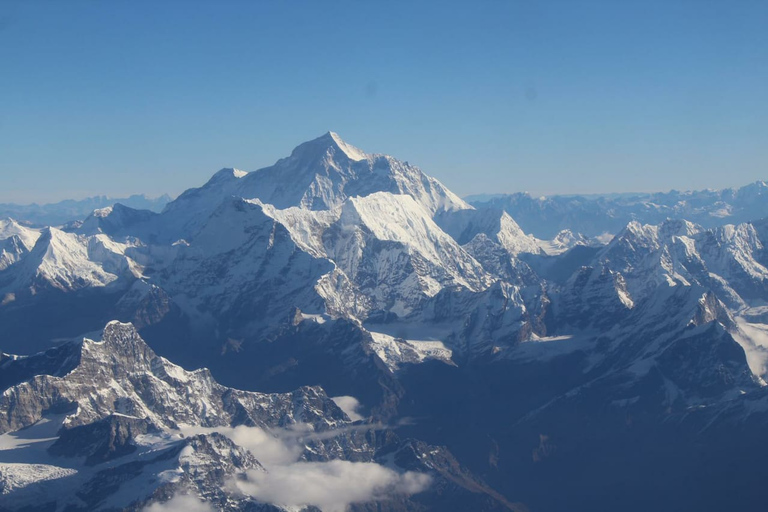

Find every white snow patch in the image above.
[234,459,431,512]
[367,331,453,372]
[524,334,574,343]
[0,415,67,453]
[299,313,327,324]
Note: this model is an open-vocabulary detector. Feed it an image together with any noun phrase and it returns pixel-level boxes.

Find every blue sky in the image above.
[1,0,766,203]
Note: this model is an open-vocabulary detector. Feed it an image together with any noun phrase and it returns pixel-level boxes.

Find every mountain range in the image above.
[1,132,767,511]
[469,181,768,238]
[0,194,171,228]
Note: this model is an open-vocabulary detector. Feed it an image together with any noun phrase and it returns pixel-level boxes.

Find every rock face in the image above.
[2,133,768,511]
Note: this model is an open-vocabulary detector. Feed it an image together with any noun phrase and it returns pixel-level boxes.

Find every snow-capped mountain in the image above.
[27,134,500,342]
[233,131,470,214]
[0,227,141,296]
[159,132,469,243]
[559,218,768,318]
[2,132,768,511]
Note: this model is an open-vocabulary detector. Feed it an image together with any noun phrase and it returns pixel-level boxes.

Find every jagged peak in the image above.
[658,218,702,238]
[615,219,705,248]
[87,321,157,356]
[714,221,762,246]
[690,290,734,328]
[104,319,135,331]
[614,221,660,246]
[499,210,526,233]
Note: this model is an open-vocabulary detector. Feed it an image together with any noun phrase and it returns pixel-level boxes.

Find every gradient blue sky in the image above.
[1,0,766,203]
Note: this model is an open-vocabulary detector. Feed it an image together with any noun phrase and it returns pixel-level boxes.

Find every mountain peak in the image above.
[160,132,470,227]
[291,131,368,162]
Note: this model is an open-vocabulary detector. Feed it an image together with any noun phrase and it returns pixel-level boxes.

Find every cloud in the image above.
[331,396,365,421]
[143,494,214,512]
[181,423,385,468]
[734,319,768,380]
[180,424,431,511]
[180,424,305,467]
[234,460,432,512]
[227,424,305,467]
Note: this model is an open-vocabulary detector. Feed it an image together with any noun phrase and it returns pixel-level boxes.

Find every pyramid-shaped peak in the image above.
[291,131,368,162]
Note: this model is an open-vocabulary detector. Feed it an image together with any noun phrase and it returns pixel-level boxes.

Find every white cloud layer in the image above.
[734,319,768,379]
[143,494,214,512]
[179,423,431,511]
[234,460,432,512]
[331,395,365,421]
[180,424,306,467]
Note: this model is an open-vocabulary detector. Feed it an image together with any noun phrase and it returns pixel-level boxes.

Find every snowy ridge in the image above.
[0,219,41,251]
[0,228,131,294]
[437,208,541,257]
[338,193,491,292]
[3,133,767,369]
[0,225,146,297]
